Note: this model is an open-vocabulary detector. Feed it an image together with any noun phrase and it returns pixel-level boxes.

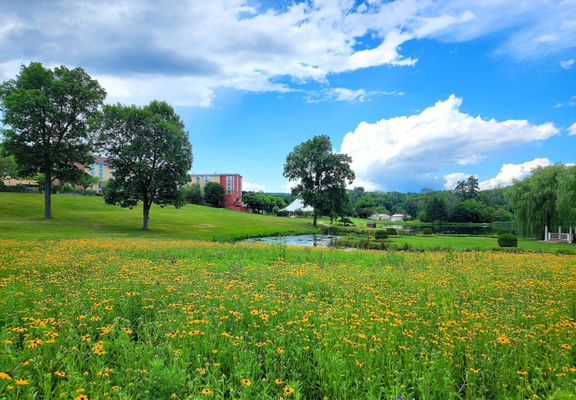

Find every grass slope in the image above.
[0,193,315,241]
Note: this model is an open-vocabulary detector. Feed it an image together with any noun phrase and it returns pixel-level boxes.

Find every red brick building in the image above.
[191,173,243,211]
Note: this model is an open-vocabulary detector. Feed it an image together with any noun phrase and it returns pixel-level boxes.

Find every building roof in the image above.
[281,198,314,212]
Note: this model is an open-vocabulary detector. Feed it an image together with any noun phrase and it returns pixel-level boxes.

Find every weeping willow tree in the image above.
[557,165,576,228]
[506,165,576,238]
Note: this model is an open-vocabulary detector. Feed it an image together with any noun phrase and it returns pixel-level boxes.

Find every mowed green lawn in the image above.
[0,192,316,240]
[388,234,575,253]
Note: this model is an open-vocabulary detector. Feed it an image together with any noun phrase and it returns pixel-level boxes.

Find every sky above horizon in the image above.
[1,0,575,193]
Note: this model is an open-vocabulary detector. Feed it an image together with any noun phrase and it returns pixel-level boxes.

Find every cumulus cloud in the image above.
[560,59,575,69]
[478,158,552,190]
[568,122,576,136]
[340,95,559,191]
[443,172,468,190]
[243,181,267,192]
[0,1,574,106]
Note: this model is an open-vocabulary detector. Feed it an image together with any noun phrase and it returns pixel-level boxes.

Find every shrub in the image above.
[386,228,398,236]
[338,217,354,226]
[422,227,434,235]
[84,189,97,196]
[61,185,75,193]
[498,233,518,248]
[375,230,388,240]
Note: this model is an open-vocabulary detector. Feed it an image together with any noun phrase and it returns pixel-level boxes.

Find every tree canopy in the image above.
[506,164,576,238]
[0,62,106,218]
[283,135,355,225]
[204,182,224,207]
[97,100,192,230]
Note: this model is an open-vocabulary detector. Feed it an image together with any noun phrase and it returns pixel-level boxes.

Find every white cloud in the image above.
[560,59,575,69]
[443,172,468,190]
[568,122,576,136]
[306,87,403,103]
[340,94,559,191]
[479,158,552,190]
[243,180,267,192]
[0,1,574,106]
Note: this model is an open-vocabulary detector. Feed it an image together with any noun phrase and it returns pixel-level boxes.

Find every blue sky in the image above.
[0,0,574,192]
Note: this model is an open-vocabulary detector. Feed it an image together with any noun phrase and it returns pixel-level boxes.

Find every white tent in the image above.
[281,198,314,214]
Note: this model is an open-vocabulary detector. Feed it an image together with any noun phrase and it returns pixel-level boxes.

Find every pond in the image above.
[241,234,338,247]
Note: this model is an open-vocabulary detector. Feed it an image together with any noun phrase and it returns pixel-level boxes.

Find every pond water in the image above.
[241,234,338,247]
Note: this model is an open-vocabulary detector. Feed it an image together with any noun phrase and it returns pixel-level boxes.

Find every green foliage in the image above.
[97,100,193,229]
[498,233,518,248]
[182,183,203,205]
[61,184,75,193]
[452,199,490,223]
[386,228,398,235]
[506,165,576,238]
[338,217,354,226]
[0,154,17,180]
[422,227,434,235]
[283,135,354,225]
[455,175,480,198]
[75,171,100,191]
[243,191,287,214]
[0,62,106,218]
[204,182,224,207]
[355,196,376,218]
[374,230,388,240]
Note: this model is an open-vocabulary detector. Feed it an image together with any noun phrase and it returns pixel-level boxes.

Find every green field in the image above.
[0,193,315,241]
[387,234,575,253]
[0,239,574,399]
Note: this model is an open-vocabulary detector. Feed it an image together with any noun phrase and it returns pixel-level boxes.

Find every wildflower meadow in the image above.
[0,239,574,399]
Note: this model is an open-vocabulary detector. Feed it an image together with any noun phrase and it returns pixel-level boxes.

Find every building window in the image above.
[226,175,233,195]
[99,171,103,178]
[196,176,200,185]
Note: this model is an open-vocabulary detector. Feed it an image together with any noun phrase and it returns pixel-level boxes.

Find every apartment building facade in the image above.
[191,173,243,211]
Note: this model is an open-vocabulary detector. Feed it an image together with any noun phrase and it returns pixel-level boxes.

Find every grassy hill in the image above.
[0,192,316,240]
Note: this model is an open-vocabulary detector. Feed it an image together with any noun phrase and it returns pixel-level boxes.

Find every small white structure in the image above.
[281,198,314,216]
[370,213,391,221]
[544,226,574,243]
[390,214,406,222]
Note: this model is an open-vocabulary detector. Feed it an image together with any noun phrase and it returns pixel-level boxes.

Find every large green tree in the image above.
[283,135,355,226]
[97,100,192,230]
[0,62,106,218]
[506,165,570,238]
[204,182,224,207]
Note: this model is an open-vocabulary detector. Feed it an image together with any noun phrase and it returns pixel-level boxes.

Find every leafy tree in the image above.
[422,196,447,222]
[76,172,100,192]
[97,100,192,230]
[355,196,376,218]
[506,165,563,238]
[557,166,576,228]
[182,183,203,204]
[455,175,479,199]
[283,135,355,226]
[0,62,106,218]
[204,182,224,207]
[0,154,17,180]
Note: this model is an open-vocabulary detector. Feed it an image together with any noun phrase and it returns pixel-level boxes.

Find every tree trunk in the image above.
[142,201,151,230]
[313,209,318,226]
[44,172,52,219]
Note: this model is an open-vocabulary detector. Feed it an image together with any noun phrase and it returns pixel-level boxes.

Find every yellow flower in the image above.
[275,378,283,385]
[241,378,252,386]
[54,370,66,377]
[561,343,572,350]
[497,334,510,344]
[283,386,295,395]
[0,372,11,380]
[517,370,528,376]
[74,395,89,400]
[201,388,214,396]
[15,379,29,385]
[469,368,480,374]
